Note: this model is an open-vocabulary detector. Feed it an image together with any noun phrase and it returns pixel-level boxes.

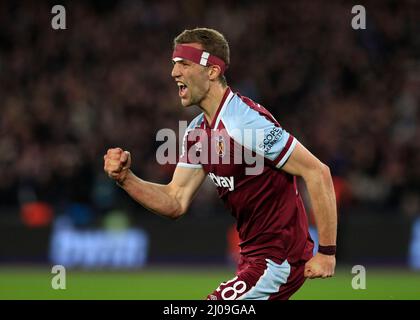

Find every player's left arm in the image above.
[281,141,337,279]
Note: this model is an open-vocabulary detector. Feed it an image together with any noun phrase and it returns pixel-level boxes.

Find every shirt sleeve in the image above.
[223,99,297,169]
[177,117,204,169]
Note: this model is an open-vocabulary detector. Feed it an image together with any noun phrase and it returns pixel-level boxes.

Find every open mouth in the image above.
[177,81,188,97]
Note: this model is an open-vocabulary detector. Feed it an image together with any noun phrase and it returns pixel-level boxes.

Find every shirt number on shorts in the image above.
[216,276,247,300]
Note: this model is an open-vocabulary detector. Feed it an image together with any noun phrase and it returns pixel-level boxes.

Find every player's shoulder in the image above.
[181,113,205,141]
[222,90,280,129]
[187,112,205,130]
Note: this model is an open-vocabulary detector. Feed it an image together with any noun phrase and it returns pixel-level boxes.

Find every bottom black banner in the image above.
[2,300,419,319]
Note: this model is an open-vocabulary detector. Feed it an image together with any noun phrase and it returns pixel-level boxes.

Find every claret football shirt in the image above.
[178,87,314,265]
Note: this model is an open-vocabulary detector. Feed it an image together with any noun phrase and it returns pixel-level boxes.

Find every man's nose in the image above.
[171,62,181,78]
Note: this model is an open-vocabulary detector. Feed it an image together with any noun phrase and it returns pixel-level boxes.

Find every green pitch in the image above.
[0,266,419,300]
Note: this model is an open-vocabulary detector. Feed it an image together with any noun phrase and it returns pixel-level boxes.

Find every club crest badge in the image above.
[215,136,225,157]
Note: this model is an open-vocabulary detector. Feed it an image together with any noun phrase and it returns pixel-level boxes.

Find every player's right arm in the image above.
[104,147,206,219]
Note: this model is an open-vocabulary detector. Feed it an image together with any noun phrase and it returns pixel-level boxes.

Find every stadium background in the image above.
[0,0,419,299]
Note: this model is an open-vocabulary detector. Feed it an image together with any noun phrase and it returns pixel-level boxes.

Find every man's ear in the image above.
[208,65,221,81]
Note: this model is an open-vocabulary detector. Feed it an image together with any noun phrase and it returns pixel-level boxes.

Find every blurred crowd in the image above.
[0,0,419,219]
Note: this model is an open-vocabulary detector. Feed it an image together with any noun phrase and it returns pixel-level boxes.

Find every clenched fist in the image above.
[104,148,131,185]
[304,253,335,279]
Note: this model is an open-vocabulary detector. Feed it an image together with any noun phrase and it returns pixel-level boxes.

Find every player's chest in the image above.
[196,128,253,182]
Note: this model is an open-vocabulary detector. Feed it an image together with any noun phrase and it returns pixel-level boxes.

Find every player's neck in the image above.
[200,84,228,125]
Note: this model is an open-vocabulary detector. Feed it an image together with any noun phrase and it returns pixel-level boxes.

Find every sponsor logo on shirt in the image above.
[208,172,234,191]
[259,127,283,153]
